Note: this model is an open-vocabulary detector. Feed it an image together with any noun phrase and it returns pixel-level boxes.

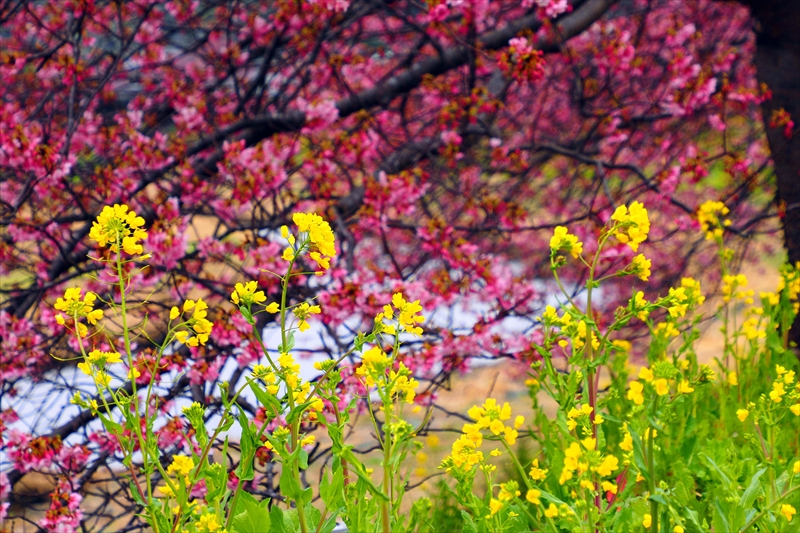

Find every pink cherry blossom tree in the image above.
[0,0,791,529]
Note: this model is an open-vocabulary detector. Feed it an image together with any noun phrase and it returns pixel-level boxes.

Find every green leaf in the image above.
[151,508,171,533]
[250,381,281,413]
[280,464,303,502]
[712,500,730,533]
[239,306,254,325]
[270,506,287,533]
[129,481,145,506]
[232,491,271,533]
[700,453,734,494]
[739,467,767,510]
[631,430,650,485]
[237,408,256,481]
[99,416,123,435]
[461,511,478,533]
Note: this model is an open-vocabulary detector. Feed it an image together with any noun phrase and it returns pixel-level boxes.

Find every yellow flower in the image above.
[593,455,619,477]
[167,455,194,477]
[793,461,800,475]
[627,381,644,405]
[728,372,738,386]
[265,302,280,313]
[620,431,633,452]
[53,287,104,331]
[631,254,651,281]
[674,526,685,533]
[638,367,654,382]
[230,281,267,306]
[514,415,524,429]
[654,378,669,396]
[169,306,180,320]
[550,226,583,258]
[292,212,336,257]
[529,459,548,481]
[610,202,650,252]
[89,204,147,254]
[197,512,221,532]
[489,498,503,516]
[770,381,785,403]
[503,427,518,445]
[391,292,425,335]
[780,504,796,521]
[697,200,730,240]
[293,302,321,332]
[643,514,652,528]
[526,489,541,505]
[678,380,694,394]
[736,409,749,422]
[601,481,618,494]
[544,503,559,518]
[790,403,800,416]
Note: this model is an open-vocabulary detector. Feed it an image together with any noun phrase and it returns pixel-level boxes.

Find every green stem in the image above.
[647,397,659,533]
[114,238,155,515]
[381,391,393,533]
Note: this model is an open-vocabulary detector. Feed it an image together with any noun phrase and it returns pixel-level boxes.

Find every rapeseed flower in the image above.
[54,287,104,336]
[89,204,148,255]
[550,226,583,258]
[610,202,650,252]
[292,213,336,257]
[230,281,267,307]
[167,455,194,478]
[697,200,730,240]
[627,381,644,405]
[174,299,213,347]
[293,302,321,332]
[631,254,651,281]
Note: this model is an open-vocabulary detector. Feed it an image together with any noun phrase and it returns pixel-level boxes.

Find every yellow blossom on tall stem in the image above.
[610,201,650,251]
[89,203,148,254]
[550,226,584,259]
[293,302,321,332]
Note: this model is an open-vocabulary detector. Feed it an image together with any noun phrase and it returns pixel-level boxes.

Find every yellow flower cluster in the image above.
[630,254,651,281]
[566,404,599,431]
[167,455,195,477]
[230,281,275,310]
[89,204,148,255]
[375,292,425,336]
[252,364,279,394]
[159,455,195,499]
[356,346,419,403]
[610,202,650,252]
[696,200,730,240]
[628,363,690,405]
[558,437,620,487]
[174,299,214,347]
[276,352,324,414]
[464,398,522,446]
[76,349,122,380]
[293,302,321,332]
[54,287,104,337]
[281,213,336,274]
[549,226,583,259]
[721,274,753,304]
[196,512,222,533]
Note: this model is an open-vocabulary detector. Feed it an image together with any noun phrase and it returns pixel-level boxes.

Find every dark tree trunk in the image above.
[741,0,800,349]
